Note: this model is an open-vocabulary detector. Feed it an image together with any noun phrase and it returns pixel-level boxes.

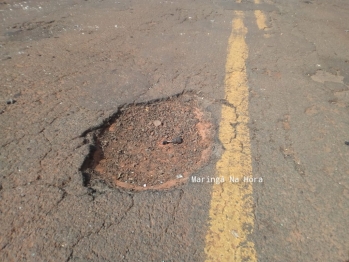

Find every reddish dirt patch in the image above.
[84,94,213,191]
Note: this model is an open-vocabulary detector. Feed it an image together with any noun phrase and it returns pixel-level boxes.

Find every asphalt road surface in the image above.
[1,0,349,261]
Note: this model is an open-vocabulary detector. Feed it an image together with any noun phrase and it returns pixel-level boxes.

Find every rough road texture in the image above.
[247,1,349,261]
[0,0,227,261]
[1,0,349,261]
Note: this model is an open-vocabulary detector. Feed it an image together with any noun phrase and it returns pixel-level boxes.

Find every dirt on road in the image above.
[83,94,214,191]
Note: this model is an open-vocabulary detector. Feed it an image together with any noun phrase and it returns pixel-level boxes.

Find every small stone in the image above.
[6,99,16,105]
[172,137,183,144]
[345,141,349,146]
[163,137,183,145]
[153,120,162,127]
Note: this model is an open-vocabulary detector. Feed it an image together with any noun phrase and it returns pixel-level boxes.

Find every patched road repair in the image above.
[1,0,349,261]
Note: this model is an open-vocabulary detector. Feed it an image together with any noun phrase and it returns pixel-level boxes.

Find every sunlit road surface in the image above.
[0,0,348,261]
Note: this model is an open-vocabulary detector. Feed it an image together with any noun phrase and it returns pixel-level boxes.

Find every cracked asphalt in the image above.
[1,0,349,261]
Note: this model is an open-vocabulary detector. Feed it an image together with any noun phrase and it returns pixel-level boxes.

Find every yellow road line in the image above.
[254,0,268,30]
[205,11,257,262]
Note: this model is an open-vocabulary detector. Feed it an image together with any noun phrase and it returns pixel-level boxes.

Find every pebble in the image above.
[172,137,183,144]
[6,99,16,104]
[153,120,162,127]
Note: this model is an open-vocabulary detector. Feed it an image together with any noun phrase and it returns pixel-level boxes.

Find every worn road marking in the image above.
[205,11,257,262]
[254,0,268,30]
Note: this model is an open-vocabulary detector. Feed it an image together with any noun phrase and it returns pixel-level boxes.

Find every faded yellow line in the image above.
[254,10,267,30]
[254,0,268,30]
[205,12,256,262]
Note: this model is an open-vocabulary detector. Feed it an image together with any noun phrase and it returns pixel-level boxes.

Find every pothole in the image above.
[81,93,213,191]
